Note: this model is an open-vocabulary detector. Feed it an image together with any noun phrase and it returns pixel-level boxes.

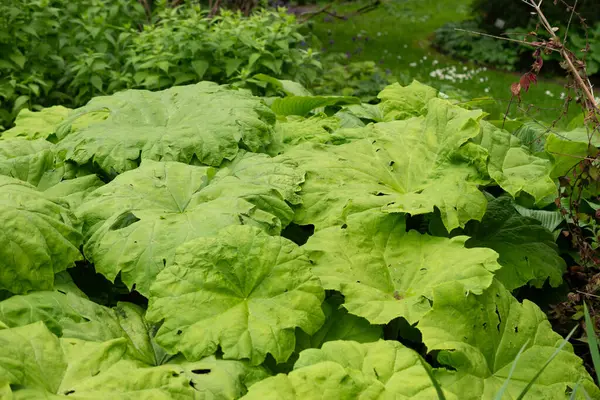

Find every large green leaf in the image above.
[287,98,489,231]
[545,127,600,178]
[242,340,457,399]
[147,225,325,365]
[266,115,343,156]
[44,175,105,209]
[1,106,70,140]
[0,138,63,187]
[476,121,556,204]
[418,281,599,399]
[465,196,566,290]
[0,322,67,393]
[0,176,82,294]
[305,210,500,324]
[1,322,265,399]
[513,203,563,235]
[377,80,438,121]
[79,154,303,296]
[56,82,275,174]
[271,95,360,116]
[0,291,163,365]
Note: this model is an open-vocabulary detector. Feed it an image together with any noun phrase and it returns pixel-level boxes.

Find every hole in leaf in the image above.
[64,390,75,395]
[495,305,502,331]
[177,330,183,335]
[57,290,66,295]
[341,224,348,229]
[172,372,179,377]
[189,380,198,390]
[162,259,167,267]
[109,212,140,231]
[191,369,211,374]
[281,223,314,245]
[514,326,519,333]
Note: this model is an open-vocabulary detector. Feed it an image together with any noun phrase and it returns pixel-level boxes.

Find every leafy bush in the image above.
[0,0,146,129]
[0,80,599,398]
[0,1,321,130]
[432,20,520,71]
[570,22,600,76]
[124,7,321,92]
[312,53,394,102]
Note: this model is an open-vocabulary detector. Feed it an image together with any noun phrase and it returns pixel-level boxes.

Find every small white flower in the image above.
[404,44,408,48]
[423,56,428,60]
[545,90,554,97]
[377,32,382,37]
[484,88,490,93]
[409,62,417,67]
[439,92,450,99]
[432,60,439,65]
[560,92,566,100]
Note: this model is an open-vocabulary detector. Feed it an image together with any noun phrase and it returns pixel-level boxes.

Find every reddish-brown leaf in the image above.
[511,82,522,100]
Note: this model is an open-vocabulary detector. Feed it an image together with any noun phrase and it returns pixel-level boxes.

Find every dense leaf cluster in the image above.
[0,80,598,398]
[0,0,320,130]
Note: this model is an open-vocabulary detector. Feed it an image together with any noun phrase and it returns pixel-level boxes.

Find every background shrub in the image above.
[432,20,520,71]
[0,0,321,130]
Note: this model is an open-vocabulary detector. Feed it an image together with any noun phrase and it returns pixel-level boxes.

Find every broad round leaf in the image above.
[305,210,500,324]
[286,98,489,231]
[465,196,566,290]
[147,225,325,365]
[0,176,82,294]
[79,155,303,295]
[242,340,457,399]
[475,121,556,204]
[377,80,438,121]
[0,291,161,365]
[1,106,70,140]
[0,322,265,399]
[56,82,276,174]
[419,281,600,399]
[0,138,62,188]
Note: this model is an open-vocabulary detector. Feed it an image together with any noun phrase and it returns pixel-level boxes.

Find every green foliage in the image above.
[0,0,146,129]
[0,81,598,398]
[570,22,600,76]
[312,53,394,102]
[127,7,321,92]
[0,2,321,130]
[432,20,520,72]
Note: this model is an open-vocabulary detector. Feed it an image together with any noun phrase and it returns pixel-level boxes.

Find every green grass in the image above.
[309,0,579,126]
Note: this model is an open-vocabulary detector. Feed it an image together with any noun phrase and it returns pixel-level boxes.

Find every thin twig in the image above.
[564,0,578,42]
[577,290,600,299]
[524,0,599,111]
[503,95,514,130]
[454,28,560,51]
